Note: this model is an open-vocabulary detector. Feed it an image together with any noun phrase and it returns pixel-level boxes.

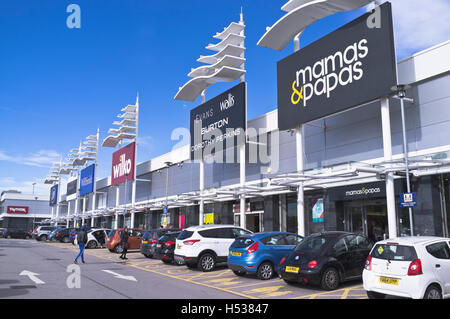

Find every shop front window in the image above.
[287,195,298,234]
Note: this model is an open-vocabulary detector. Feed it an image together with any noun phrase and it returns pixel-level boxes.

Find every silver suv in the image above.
[33,226,56,241]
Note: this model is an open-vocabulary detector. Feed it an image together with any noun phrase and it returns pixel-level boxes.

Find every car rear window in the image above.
[294,236,327,254]
[231,237,254,248]
[142,231,150,240]
[178,230,194,240]
[371,244,418,261]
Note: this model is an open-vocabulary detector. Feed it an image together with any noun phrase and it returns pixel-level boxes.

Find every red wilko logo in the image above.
[7,206,29,214]
[111,142,135,186]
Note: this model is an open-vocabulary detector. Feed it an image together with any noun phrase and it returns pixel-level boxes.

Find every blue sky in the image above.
[1,0,449,196]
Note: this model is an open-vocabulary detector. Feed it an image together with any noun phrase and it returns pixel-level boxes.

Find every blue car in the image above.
[48,227,65,241]
[228,232,304,280]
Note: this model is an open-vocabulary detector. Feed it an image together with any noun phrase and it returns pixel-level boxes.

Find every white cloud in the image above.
[0,149,61,168]
[387,0,450,59]
[0,177,50,196]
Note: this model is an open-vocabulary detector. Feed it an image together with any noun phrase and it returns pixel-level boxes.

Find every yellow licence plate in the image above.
[285,266,299,273]
[142,241,148,244]
[177,245,182,250]
[379,277,399,285]
[232,252,242,257]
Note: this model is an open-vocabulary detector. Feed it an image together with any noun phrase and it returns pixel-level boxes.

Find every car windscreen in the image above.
[231,237,254,249]
[108,230,116,237]
[178,230,194,240]
[370,244,418,261]
[294,236,328,254]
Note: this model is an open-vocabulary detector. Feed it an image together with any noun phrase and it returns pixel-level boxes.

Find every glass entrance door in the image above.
[343,199,388,241]
[344,202,366,235]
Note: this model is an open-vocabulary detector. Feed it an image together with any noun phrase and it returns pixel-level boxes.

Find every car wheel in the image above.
[62,237,70,243]
[144,254,152,258]
[257,262,274,280]
[367,291,386,299]
[114,244,123,254]
[87,240,97,249]
[7,235,11,239]
[320,267,340,290]
[25,235,30,239]
[232,270,246,276]
[424,285,442,299]
[198,253,216,272]
[40,235,47,241]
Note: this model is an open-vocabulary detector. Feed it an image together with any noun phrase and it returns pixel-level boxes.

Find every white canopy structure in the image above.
[174,17,246,102]
[101,103,138,148]
[257,0,373,51]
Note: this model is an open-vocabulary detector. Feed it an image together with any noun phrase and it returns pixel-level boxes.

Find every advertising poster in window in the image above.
[312,198,324,223]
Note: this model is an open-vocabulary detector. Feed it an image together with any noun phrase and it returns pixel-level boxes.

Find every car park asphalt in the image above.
[0,238,369,299]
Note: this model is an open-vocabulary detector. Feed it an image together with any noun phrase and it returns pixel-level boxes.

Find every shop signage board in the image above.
[49,184,58,206]
[111,142,136,186]
[400,192,417,208]
[329,181,386,201]
[190,82,246,160]
[80,164,95,196]
[7,206,29,214]
[277,2,397,130]
[66,179,77,196]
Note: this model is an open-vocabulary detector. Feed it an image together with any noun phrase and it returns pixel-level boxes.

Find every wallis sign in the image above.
[277,2,397,130]
[111,142,135,186]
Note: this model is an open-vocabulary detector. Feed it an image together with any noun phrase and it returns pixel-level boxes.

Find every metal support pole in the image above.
[199,90,206,226]
[400,97,414,236]
[91,128,100,228]
[239,12,247,230]
[294,32,305,236]
[131,95,139,228]
[381,97,397,238]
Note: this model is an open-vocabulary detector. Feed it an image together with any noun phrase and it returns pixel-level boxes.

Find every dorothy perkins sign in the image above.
[190,82,246,160]
[277,2,397,130]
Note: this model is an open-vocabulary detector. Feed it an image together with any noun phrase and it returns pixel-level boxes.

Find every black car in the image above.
[3,228,32,239]
[153,231,182,264]
[140,228,181,258]
[279,231,373,290]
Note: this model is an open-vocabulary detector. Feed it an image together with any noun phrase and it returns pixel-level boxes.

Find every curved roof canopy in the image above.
[175,66,245,102]
[175,15,246,102]
[258,0,373,51]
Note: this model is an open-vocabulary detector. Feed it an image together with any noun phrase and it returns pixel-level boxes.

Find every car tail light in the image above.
[56,232,60,236]
[183,239,200,245]
[408,259,423,276]
[247,242,259,254]
[280,257,286,265]
[165,240,175,246]
[308,260,318,269]
[365,255,372,271]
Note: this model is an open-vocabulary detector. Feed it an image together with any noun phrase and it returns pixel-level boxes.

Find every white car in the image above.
[363,236,450,299]
[75,228,111,249]
[174,224,252,272]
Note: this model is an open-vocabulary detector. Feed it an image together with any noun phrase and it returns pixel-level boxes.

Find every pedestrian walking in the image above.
[120,226,130,260]
[74,225,88,264]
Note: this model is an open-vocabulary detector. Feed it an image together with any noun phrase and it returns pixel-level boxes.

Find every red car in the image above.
[106,228,146,254]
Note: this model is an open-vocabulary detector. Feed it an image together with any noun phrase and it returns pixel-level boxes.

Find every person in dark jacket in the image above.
[120,226,129,260]
[74,225,88,264]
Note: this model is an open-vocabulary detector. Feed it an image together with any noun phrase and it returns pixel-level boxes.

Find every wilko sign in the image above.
[7,206,29,214]
[111,142,135,186]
